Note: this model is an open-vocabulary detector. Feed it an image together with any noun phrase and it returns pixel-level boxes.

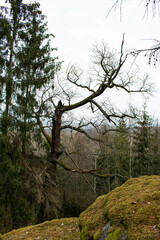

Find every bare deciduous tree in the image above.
[35,38,150,199]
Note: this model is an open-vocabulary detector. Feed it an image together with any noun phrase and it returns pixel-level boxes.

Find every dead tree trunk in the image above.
[50,100,63,183]
[43,100,63,220]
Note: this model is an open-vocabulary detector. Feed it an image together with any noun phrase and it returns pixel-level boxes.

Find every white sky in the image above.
[40,0,160,121]
[2,0,160,120]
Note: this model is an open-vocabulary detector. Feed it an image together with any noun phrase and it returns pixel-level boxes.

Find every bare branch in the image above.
[60,145,98,196]
[110,62,152,94]
[57,78,73,105]
[130,39,160,65]
[62,40,126,113]
[107,0,160,19]
[106,0,123,20]
[58,143,128,180]
[101,127,129,136]
[36,114,52,146]
[61,125,102,142]
[91,99,136,126]
[58,160,128,179]
[67,65,95,93]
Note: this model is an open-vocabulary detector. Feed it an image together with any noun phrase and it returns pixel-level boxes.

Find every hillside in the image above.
[1,176,160,240]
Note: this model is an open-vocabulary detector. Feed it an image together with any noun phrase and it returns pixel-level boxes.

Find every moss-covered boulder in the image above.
[79,176,160,240]
[2,176,160,240]
[2,218,80,240]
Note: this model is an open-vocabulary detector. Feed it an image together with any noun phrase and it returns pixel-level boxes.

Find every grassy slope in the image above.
[1,176,160,240]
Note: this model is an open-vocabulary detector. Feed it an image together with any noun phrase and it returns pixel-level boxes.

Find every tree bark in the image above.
[50,100,63,182]
[43,101,63,219]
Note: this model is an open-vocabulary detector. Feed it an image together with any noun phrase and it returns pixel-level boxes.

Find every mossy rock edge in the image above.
[79,175,160,240]
[2,218,80,240]
[2,176,160,240]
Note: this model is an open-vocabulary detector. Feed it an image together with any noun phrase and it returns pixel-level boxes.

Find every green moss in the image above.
[104,176,160,230]
[2,218,80,240]
[80,176,160,240]
[2,176,160,240]
[79,195,106,239]
[106,227,122,240]
[80,223,90,240]
[94,229,101,240]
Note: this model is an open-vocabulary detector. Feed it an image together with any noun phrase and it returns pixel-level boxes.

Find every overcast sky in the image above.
[2,0,160,120]
[39,0,160,120]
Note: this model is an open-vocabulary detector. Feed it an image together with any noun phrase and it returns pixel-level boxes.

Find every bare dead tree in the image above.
[35,38,151,192]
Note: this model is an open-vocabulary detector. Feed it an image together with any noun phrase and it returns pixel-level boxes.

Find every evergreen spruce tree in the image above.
[108,119,130,188]
[14,2,57,155]
[0,134,39,233]
[0,0,23,135]
[95,130,111,195]
[0,0,59,231]
[96,120,130,195]
[112,119,130,182]
[147,120,160,175]
[0,1,57,148]
[132,107,152,177]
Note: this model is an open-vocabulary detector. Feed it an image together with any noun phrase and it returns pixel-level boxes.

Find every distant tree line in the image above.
[58,108,160,214]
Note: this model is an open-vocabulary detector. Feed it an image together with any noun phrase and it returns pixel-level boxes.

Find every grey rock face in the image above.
[119,230,127,240]
[100,222,127,240]
[100,222,111,240]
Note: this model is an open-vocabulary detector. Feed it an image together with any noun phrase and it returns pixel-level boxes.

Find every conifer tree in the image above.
[0,0,23,135]
[111,119,130,184]
[0,1,57,152]
[149,121,160,175]
[14,2,57,155]
[96,120,130,195]
[132,107,152,176]
[0,134,39,233]
[0,0,59,231]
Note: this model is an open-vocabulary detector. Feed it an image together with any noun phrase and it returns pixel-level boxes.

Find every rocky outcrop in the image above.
[79,175,160,240]
[100,222,111,240]
[1,176,160,240]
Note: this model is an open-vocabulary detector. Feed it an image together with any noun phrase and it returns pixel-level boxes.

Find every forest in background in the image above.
[0,0,160,234]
